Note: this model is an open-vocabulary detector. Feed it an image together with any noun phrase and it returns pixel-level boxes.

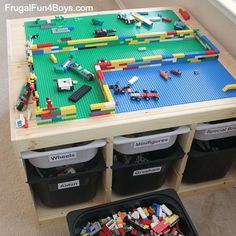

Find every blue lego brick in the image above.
[200,35,220,53]
[32,50,44,55]
[185,51,205,58]
[118,35,130,40]
[75,45,86,49]
[103,60,236,114]
[162,54,174,59]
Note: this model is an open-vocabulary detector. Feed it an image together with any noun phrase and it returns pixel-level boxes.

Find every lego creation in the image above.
[21,9,236,125]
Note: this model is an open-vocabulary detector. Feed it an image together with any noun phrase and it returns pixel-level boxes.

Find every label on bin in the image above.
[205,126,236,135]
[133,166,162,176]
[57,179,80,190]
[133,137,170,148]
[48,152,77,162]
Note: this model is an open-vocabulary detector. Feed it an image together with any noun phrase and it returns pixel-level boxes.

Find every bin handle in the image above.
[196,120,236,131]
[113,126,190,145]
[20,139,106,159]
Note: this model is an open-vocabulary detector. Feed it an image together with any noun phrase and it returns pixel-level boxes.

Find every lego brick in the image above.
[60,105,77,115]
[68,85,92,102]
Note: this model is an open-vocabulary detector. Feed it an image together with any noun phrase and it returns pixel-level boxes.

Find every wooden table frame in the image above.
[7,7,236,223]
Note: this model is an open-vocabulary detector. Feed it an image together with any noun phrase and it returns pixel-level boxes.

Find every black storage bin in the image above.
[183,136,236,183]
[26,152,106,207]
[112,142,184,195]
[67,189,199,236]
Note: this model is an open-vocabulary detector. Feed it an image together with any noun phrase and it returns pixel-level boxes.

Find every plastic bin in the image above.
[26,151,106,207]
[113,126,189,155]
[20,139,106,168]
[67,189,199,236]
[194,118,236,141]
[112,142,184,195]
[183,136,236,183]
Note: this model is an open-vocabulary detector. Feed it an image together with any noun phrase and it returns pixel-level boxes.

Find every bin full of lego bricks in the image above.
[67,189,198,236]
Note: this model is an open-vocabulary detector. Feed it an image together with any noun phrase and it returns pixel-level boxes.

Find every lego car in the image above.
[117,12,135,24]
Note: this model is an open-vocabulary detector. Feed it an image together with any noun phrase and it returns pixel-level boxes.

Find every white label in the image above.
[58,180,80,190]
[48,152,77,162]
[133,167,162,176]
[205,126,236,135]
[134,137,170,148]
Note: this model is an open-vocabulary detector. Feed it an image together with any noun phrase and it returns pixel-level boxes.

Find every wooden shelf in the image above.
[178,171,236,197]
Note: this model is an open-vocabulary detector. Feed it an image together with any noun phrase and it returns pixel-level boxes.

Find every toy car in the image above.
[56,78,74,92]
[171,69,182,75]
[16,82,34,111]
[70,63,95,81]
[160,70,171,80]
[130,89,159,101]
[94,29,116,37]
[92,18,104,26]
[117,12,135,24]
[174,20,187,30]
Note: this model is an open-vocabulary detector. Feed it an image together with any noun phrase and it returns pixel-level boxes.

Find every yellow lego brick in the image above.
[110,58,135,64]
[85,43,108,48]
[159,35,167,40]
[90,103,105,110]
[28,56,33,64]
[34,91,39,99]
[61,46,75,52]
[173,53,185,58]
[90,101,115,110]
[60,105,76,115]
[62,115,77,120]
[103,85,113,99]
[188,58,200,62]
[165,214,179,224]
[67,36,118,45]
[142,55,163,61]
[35,109,51,115]
[176,29,194,35]
[205,44,212,50]
[136,32,165,38]
[50,53,58,63]
[31,44,38,50]
[203,54,218,58]
[29,72,37,80]
[107,96,114,102]
[129,41,147,45]
[139,65,151,68]
[222,84,236,92]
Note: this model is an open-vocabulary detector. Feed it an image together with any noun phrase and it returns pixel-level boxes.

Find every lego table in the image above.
[8,7,236,223]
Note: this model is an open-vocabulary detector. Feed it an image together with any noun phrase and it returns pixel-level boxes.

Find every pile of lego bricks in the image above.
[80,203,184,236]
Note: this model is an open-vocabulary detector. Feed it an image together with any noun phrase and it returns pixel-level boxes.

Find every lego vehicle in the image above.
[174,20,187,30]
[117,12,135,24]
[109,81,128,94]
[160,70,171,80]
[56,78,74,92]
[16,82,34,111]
[171,69,182,75]
[70,63,95,81]
[130,89,159,101]
[91,18,104,26]
[94,29,116,37]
